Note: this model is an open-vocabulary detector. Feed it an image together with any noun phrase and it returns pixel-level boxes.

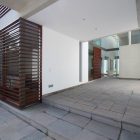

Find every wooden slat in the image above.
[0,5,10,18]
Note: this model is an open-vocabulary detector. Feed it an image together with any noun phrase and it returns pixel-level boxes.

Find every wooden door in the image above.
[93,47,101,79]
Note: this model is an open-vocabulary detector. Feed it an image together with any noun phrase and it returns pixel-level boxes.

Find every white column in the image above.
[80,42,88,83]
[128,31,132,45]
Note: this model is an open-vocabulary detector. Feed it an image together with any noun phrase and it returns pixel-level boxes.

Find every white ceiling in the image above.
[29,0,138,41]
[0,0,57,18]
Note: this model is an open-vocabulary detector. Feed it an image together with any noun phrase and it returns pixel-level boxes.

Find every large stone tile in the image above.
[31,112,58,127]
[53,102,70,111]
[72,129,108,140]
[47,120,82,140]
[122,114,140,133]
[62,113,90,128]
[97,100,114,110]
[120,130,140,140]
[70,108,92,118]
[70,102,96,113]
[85,120,120,140]
[0,111,18,123]
[20,130,48,140]
[93,108,123,121]
[92,109,122,127]
[0,124,36,140]
[126,106,140,117]
[110,104,126,114]
[76,100,96,107]
[43,105,68,118]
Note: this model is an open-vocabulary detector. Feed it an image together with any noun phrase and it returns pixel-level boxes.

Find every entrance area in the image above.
[44,78,140,133]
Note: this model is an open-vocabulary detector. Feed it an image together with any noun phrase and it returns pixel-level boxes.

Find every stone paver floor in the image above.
[1,77,140,140]
[44,78,140,131]
[0,105,52,140]
[0,101,140,140]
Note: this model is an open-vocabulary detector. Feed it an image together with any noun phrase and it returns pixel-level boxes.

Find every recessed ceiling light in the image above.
[94,27,98,31]
[82,18,86,21]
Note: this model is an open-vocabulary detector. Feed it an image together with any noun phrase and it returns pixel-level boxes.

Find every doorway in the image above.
[88,46,101,81]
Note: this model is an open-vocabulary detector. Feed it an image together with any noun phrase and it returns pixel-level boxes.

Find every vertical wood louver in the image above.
[0,18,42,108]
[0,5,11,18]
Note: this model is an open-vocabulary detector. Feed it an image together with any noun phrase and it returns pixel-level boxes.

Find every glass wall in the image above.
[89,28,140,78]
[118,32,129,46]
[131,29,140,44]
[103,60,108,74]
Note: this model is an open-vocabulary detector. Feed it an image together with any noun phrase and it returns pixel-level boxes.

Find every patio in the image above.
[0,99,140,140]
[43,78,140,133]
[1,78,140,140]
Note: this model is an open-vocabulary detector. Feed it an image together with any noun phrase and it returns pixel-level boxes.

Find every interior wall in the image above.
[119,44,140,79]
[42,26,86,94]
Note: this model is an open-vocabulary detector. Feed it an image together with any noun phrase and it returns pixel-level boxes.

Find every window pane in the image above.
[118,32,129,46]
[92,39,101,46]
[131,30,140,44]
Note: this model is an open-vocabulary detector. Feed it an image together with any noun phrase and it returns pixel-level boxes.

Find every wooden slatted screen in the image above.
[0,5,10,18]
[0,18,42,108]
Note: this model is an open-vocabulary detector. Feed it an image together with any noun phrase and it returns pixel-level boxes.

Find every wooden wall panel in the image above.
[93,47,101,79]
[0,18,42,108]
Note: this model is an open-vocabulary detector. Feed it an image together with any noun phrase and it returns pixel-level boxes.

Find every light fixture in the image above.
[82,18,86,21]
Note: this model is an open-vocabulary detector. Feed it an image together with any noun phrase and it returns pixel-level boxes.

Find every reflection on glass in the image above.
[103,60,108,74]
[92,39,101,46]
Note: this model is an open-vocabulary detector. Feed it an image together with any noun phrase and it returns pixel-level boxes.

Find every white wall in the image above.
[42,26,83,94]
[119,44,140,79]
[0,10,20,30]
